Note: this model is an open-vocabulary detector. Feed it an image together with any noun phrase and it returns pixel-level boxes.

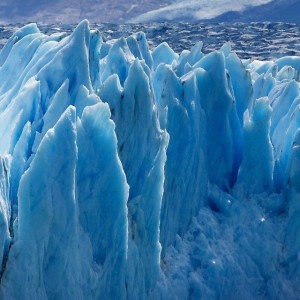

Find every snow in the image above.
[130,0,273,23]
[0,20,299,299]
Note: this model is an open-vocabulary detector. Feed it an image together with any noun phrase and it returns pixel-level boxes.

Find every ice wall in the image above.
[0,21,299,299]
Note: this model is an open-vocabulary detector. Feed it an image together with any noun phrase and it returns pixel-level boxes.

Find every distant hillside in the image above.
[0,0,299,24]
[212,0,300,23]
[0,0,170,24]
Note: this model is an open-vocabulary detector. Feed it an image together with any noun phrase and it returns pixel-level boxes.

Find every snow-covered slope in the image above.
[0,21,300,299]
[131,0,300,23]
[130,0,272,23]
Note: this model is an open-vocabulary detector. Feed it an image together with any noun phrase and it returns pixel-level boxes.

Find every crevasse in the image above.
[0,20,299,299]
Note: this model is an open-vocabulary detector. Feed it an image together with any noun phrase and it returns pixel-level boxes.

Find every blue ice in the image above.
[0,20,299,300]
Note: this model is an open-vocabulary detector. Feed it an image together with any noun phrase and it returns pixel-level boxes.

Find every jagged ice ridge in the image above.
[0,20,299,299]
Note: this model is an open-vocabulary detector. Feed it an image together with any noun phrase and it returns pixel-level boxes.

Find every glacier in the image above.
[0,20,299,299]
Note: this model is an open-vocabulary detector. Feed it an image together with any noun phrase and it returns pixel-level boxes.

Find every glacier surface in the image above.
[0,21,299,299]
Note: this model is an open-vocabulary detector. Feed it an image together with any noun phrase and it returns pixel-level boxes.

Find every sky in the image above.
[0,0,299,24]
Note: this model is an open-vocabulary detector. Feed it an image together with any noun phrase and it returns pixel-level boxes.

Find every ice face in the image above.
[0,20,300,299]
